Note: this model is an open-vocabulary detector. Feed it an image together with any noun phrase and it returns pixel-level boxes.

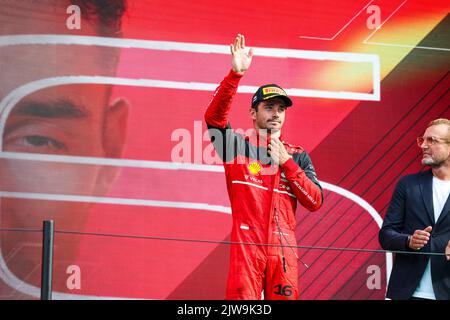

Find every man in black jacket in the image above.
[379,118,450,300]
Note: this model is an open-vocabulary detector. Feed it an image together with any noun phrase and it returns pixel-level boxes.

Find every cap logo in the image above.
[262,87,286,96]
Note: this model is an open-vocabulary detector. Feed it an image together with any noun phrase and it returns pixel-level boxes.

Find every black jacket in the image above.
[379,170,450,300]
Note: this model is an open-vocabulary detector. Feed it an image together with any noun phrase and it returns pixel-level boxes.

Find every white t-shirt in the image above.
[413,176,450,299]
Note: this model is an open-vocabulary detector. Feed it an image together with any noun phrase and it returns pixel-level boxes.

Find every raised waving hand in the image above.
[230,34,254,74]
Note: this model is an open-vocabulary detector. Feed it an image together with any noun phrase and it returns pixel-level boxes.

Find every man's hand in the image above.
[446,240,450,261]
[230,34,254,74]
[268,137,291,166]
[408,226,432,250]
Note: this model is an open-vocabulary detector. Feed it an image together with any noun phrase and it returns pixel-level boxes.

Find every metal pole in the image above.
[40,220,54,300]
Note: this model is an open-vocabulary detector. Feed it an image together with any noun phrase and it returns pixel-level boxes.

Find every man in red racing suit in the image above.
[204,34,323,300]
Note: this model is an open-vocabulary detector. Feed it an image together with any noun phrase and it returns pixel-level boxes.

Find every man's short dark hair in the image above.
[71,0,127,37]
[68,0,127,76]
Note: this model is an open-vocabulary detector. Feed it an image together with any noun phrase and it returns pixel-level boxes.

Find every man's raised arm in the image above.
[204,34,254,128]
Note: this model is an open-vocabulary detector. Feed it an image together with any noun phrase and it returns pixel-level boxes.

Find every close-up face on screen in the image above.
[0,0,449,301]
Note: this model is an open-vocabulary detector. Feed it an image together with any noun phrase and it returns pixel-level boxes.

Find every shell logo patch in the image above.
[248,162,261,175]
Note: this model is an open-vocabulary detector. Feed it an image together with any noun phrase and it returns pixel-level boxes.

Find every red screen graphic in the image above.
[0,0,449,299]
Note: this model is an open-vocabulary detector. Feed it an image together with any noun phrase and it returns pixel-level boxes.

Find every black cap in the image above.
[251,84,293,108]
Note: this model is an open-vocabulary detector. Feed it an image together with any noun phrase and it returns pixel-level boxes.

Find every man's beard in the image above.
[265,120,281,133]
[266,128,280,134]
[422,157,445,168]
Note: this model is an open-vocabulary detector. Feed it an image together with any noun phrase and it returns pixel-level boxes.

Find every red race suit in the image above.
[204,70,323,300]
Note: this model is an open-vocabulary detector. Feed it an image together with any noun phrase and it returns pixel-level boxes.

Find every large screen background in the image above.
[0,0,449,299]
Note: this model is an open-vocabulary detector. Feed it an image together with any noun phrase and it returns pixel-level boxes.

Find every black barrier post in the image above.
[40,220,54,300]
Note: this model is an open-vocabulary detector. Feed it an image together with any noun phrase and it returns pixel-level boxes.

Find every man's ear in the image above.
[250,107,257,121]
[103,98,129,158]
[94,98,129,197]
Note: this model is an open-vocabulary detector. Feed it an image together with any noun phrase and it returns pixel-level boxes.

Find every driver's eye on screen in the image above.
[5,135,67,153]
